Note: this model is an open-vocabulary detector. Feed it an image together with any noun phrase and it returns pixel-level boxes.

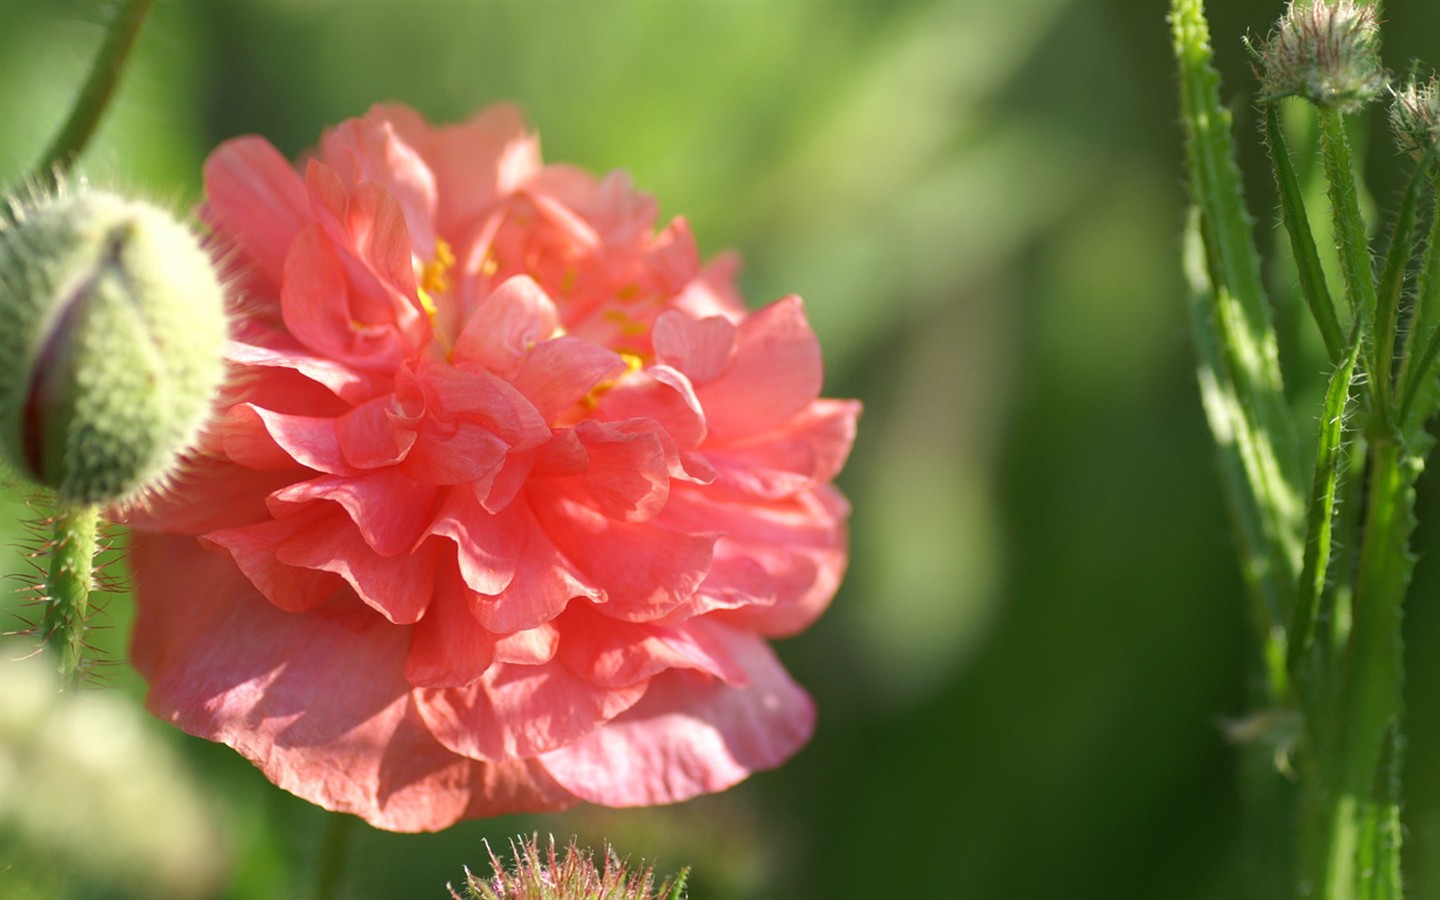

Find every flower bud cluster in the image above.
[1253,0,1387,113]
[0,189,227,505]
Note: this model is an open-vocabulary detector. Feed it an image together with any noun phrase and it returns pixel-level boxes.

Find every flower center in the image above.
[416,239,459,358]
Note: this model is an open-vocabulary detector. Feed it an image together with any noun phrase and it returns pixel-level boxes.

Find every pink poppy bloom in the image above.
[127,104,858,832]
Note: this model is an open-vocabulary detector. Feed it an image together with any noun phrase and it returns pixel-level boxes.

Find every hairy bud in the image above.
[1391,74,1440,160]
[0,189,227,504]
[1252,0,1387,113]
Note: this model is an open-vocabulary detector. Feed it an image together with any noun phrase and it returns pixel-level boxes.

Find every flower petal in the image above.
[428,487,521,596]
[414,661,648,762]
[671,485,851,637]
[452,276,561,377]
[557,605,747,689]
[653,312,736,386]
[274,509,439,624]
[203,137,310,288]
[201,510,347,612]
[543,420,671,523]
[269,470,439,557]
[130,533,573,831]
[509,336,626,423]
[404,563,498,688]
[694,296,822,440]
[530,488,715,621]
[538,626,814,806]
[471,503,600,633]
[225,403,356,475]
[704,398,861,500]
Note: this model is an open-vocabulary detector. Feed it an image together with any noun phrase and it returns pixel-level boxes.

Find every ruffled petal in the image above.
[669,485,851,637]
[509,336,626,423]
[404,563,498,688]
[595,365,707,451]
[273,508,439,624]
[694,296,822,440]
[428,487,521,596]
[557,605,747,689]
[530,488,715,621]
[704,398,861,500]
[543,420,671,523]
[413,660,648,762]
[269,470,439,558]
[336,395,417,470]
[653,312,736,386]
[201,510,346,613]
[224,403,356,475]
[130,533,573,831]
[472,503,600,633]
[452,276,561,377]
[203,137,310,288]
[538,626,814,806]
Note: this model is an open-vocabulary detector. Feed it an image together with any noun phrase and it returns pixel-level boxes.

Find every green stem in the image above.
[1316,437,1415,900]
[1266,102,1346,363]
[1316,107,1387,420]
[34,0,156,188]
[1374,152,1434,417]
[1398,170,1440,433]
[313,813,356,900]
[39,503,99,688]
[1289,332,1359,730]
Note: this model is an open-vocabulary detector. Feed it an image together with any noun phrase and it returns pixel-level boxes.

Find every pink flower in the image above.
[127,104,858,832]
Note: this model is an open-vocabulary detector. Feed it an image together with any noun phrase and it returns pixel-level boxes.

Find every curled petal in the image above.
[203,137,310,289]
[274,508,439,624]
[557,605,748,689]
[694,296,822,440]
[429,487,521,596]
[530,488,715,621]
[544,420,671,523]
[595,365,708,451]
[130,534,572,831]
[705,398,861,500]
[452,276,561,377]
[269,470,439,557]
[538,626,814,806]
[405,563,498,688]
[653,312,737,386]
[336,395,417,470]
[225,403,356,475]
[665,485,850,637]
[202,509,346,612]
[509,337,626,423]
[414,661,648,762]
[472,504,600,633]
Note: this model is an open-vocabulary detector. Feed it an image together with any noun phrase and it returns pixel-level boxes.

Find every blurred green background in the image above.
[1,1,1437,897]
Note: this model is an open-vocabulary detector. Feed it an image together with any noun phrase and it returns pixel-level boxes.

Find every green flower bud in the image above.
[1252,0,1387,113]
[1391,74,1440,160]
[0,189,227,504]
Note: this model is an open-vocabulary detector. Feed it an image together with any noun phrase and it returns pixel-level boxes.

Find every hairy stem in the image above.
[39,503,99,688]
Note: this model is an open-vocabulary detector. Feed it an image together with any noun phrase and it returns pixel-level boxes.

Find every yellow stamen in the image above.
[416,238,455,325]
[603,309,648,337]
[580,351,647,411]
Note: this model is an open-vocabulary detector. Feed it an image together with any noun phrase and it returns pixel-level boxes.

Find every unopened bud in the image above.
[0,189,227,504]
[1391,74,1440,160]
[1252,0,1387,113]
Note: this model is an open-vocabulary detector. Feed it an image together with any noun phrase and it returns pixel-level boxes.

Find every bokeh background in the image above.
[1,1,1437,897]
